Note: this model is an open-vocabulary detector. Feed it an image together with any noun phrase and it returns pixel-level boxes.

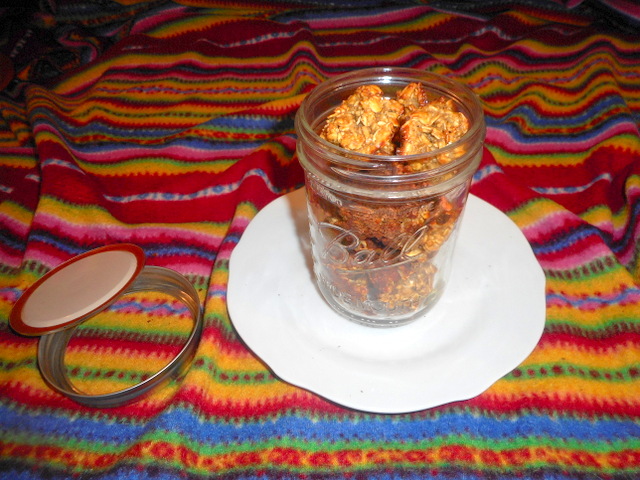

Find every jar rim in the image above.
[296,66,485,176]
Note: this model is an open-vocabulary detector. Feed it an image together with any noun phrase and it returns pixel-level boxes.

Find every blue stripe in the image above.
[546,289,640,308]
[3,406,639,445]
[532,173,613,195]
[103,168,281,202]
[473,163,503,182]
[485,109,634,143]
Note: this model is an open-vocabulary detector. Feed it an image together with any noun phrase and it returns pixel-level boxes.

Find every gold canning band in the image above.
[37,266,203,408]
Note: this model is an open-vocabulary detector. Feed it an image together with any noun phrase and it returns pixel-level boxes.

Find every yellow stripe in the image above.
[188,369,297,403]
[527,342,640,370]
[545,265,636,297]
[488,376,638,401]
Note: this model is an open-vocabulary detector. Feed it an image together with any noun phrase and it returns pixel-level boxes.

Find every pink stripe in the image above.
[603,0,640,18]
[537,242,613,271]
[521,209,578,242]
[304,6,429,29]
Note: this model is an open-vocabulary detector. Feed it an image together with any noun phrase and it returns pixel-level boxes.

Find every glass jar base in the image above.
[317,282,445,328]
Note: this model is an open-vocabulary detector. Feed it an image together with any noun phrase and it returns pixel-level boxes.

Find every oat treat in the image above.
[308,81,471,322]
[321,82,469,160]
[320,85,404,155]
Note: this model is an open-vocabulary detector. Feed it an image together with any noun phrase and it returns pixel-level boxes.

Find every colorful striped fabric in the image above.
[1,1,639,478]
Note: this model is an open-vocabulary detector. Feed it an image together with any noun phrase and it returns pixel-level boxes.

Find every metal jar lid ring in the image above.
[10,244,204,408]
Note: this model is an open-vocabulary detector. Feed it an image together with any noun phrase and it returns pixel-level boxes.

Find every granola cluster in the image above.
[310,82,470,321]
[321,82,469,170]
[320,85,403,155]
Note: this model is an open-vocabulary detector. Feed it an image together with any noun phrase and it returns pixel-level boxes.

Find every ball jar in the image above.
[294,67,486,327]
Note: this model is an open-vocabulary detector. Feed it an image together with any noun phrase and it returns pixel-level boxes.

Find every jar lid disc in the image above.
[10,244,145,336]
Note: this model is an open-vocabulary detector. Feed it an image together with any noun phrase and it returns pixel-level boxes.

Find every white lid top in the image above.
[10,244,145,336]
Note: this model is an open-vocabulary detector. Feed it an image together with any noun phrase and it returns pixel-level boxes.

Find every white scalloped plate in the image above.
[228,189,545,413]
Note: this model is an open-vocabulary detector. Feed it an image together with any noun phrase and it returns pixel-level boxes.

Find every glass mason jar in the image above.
[294,67,486,327]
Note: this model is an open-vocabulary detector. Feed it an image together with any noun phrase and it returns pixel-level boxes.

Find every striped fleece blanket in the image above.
[1,1,639,478]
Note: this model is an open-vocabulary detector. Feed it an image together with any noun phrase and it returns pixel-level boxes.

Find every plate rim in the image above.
[228,188,546,413]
